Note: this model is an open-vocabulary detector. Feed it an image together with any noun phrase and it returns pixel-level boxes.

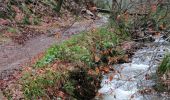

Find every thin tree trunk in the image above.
[112,0,119,19]
[55,0,64,13]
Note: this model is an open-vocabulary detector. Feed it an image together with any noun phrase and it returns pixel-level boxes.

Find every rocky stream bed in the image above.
[97,35,170,100]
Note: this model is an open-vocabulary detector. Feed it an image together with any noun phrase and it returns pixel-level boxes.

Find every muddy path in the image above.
[0,18,107,74]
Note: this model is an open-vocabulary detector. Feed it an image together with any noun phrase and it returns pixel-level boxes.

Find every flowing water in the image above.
[97,36,170,100]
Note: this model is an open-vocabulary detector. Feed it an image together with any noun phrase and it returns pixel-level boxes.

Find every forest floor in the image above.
[0,17,106,78]
[0,17,107,99]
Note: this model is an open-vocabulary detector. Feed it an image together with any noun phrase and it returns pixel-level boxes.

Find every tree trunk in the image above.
[112,0,119,19]
[55,0,64,13]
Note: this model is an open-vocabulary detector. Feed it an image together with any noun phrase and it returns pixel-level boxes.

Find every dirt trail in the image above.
[0,18,107,74]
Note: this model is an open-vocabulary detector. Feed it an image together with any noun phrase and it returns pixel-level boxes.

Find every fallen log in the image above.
[97,8,111,13]
[97,8,148,16]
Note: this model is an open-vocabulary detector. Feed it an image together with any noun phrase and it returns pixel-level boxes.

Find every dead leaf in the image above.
[109,74,114,81]
[116,15,121,21]
[95,55,100,62]
[12,5,21,13]
[124,11,129,22]
[120,74,125,79]
[151,4,157,12]
[95,67,100,74]
[100,67,109,74]
[88,69,94,75]
[91,28,97,33]
[123,55,129,62]
[108,57,118,64]
[15,13,24,22]
[55,32,61,39]
[3,32,13,38]
[96,92,102,97]
[56,91,65,99]
[159,24,166,30]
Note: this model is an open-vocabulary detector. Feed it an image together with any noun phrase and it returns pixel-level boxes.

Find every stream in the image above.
[0,13,169,99]
[97,36,170,100]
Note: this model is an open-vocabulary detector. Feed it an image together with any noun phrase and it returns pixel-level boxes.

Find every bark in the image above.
[112,0,119,19]
[55,0,64,13]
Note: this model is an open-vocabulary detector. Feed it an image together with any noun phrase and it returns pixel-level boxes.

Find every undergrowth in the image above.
[16,27,129,99]
[35,27,119,68]
[158,54,170,75]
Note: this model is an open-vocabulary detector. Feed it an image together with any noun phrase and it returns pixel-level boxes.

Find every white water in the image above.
[97,36,170,100]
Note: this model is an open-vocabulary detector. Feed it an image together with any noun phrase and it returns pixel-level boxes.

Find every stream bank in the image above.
[0,17,108,99]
